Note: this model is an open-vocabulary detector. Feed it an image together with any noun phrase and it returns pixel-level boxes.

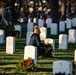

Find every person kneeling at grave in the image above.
[29,25,45,56]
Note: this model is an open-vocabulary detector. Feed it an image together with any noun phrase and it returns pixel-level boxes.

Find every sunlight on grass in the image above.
[0,28,75,74]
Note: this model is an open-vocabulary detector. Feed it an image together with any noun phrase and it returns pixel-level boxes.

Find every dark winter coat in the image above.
[29,33,41,47]
[2,7,11,25]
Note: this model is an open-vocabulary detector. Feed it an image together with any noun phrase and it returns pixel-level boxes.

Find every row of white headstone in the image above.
[0,28,76,50]
[27,18,76,36]
[59,29,76,50]
[24,45,73,75]
[0,32,74,75]
[0,18,74,40]
[26,28,76,50]
[4,37,73,75]
[1,18,74,44]
[3,33,74,75]
[28,17,76,28]
[0,25,21,44]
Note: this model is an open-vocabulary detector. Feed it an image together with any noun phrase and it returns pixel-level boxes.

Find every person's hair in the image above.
[34,26,40,34]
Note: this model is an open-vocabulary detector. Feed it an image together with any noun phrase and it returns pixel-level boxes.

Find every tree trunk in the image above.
[75,0,76,14]
[51,0,59,23]
[10,0,17,22]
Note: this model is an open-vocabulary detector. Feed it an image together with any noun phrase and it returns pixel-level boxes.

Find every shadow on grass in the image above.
[54,56,74,60]
[38,61,52,64]
[37,67,52,72]
[55,54,74,56]
[0,62,18,65]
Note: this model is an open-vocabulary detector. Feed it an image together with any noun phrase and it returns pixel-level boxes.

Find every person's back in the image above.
[29,25,41,54]
[29,33,41,47]
[2,4,11,25]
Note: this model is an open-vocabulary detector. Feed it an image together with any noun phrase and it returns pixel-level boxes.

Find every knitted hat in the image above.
[34,26,40,34]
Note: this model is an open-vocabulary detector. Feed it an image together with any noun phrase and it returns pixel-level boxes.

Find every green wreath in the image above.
[16,57,36,72]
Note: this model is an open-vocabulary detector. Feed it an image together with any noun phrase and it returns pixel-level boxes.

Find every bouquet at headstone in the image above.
[41,43,54,57]
[16,57,36,72]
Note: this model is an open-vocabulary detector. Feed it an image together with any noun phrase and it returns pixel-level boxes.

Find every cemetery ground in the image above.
[0,26,75,75]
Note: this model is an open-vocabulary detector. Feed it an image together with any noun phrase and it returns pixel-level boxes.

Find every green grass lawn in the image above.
[0,27,75,75]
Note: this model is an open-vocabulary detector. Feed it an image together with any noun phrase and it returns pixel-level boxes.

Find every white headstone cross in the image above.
[53,60,72,75]
[68,29,76,43]
[14,25,21,38]
[24,45,37,66]
[0,29,5,44]
[40,27,47,41]
[59,34,68,50]
[6,36,15,54]
[59,21,65,32]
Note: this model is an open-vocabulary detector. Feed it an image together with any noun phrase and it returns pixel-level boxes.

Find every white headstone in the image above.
[46,18,52,28]
[28,18,32,22]
[38,19,44,28]
[68,29,76,43]
[59,34,68,50]
[6,36,15,54]
[27,22,34,32]
[24,45,37,66]
[0,29,5,44]
[26,32,33,45]
[53,60,72,75]
[59,21,65,32]
[40,27,47,41]
[51,23,58,35]
[44,38,55,51]
[33,18,38,24]
[72,18,76,27]
[74,50,76,61]
[66,19,72,29]
[14,25,21,38]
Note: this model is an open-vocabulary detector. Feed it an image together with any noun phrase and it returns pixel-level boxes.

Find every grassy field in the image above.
[0,27,75,75]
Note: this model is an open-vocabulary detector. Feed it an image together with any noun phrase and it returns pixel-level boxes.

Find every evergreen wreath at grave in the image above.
[16,57,36,72]
[40,43,53,57]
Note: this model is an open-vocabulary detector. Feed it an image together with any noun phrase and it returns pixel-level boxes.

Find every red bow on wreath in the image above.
[22,59,31,67]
